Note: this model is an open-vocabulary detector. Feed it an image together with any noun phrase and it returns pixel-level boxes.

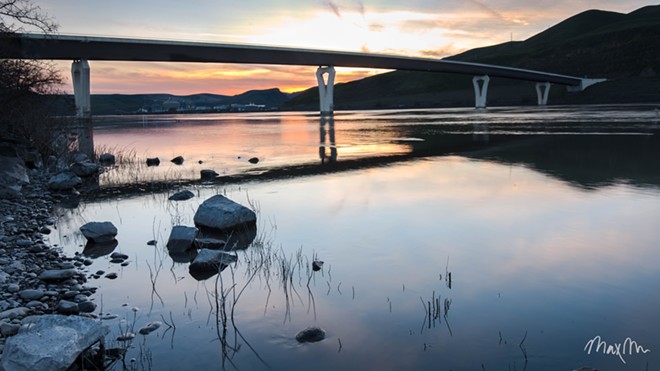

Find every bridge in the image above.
[1,33,606,116]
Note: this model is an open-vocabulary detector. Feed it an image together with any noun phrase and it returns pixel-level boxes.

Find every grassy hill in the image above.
[284,5,660,110]
[87,88,293,115]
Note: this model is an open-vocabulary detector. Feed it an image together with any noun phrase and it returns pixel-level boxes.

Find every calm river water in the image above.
[52,106,660,370]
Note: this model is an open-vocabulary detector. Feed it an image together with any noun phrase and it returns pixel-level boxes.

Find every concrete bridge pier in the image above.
[472,75,490,109]
[316,66,336,115]
[536,82,551,106]
[71,59,94,158]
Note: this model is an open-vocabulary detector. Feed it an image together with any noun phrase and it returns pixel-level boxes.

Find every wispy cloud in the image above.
[326,1,342,17]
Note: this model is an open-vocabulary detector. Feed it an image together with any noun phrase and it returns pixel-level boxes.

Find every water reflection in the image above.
[82,239,118,258]
[319,116,337,164]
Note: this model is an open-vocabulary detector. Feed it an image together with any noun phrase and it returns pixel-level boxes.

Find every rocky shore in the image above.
[0,164,99,357]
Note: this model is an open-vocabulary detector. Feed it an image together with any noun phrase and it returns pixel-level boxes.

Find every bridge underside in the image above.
[1,34,606,116]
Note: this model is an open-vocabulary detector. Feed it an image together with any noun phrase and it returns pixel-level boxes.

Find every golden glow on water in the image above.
[58,107,660,370]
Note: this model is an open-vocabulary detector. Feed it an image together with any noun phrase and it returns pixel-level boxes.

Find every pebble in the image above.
[57,300,80,315]
[110,252,128,259]
[18,289,44,301]
[7,284,20,293]
[105,273,118,279]
[117,332,136,341]
[138,321,162,335]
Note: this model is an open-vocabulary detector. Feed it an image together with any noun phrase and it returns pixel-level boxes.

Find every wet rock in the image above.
[138,321,162,335]
[110,252,128,260]
[248,157,259,164]
[40,226,51,234]
[58,300,80,315]
[200,169,219,180]
[18,289,45,301]
[1,314,109,371]
[166,225,198,253]
[146,157,160,166]
[312,260,324,271]
[0,322,21,336]
[295,326,326,343]
[70,161,99,177]
[193,195,257,231]
[47,171,82,191]
[78,301,97,313]
[0,307,29,320]
[16,238,33,247]
[83,239,118,258]
[170,156,184,165]
[80,221,118,243]
[39,269,77,281]
[110,258,124,264]
[99,153,116,165]
[146,240,157,246]
[105,273,118,280]
[169,190,195,201]
[7,283,20,293]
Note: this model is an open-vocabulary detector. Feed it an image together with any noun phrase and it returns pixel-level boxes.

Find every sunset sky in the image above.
[32,0,655,95]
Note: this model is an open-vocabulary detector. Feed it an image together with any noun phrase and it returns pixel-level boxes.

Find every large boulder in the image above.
[80,221,118,243]
[193,195,256,231]
[1,314,109,371]
[166,226,198,254]
[48,172,82,191]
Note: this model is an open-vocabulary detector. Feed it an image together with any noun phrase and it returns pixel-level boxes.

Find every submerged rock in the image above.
[295,326,326,343]
[169,190,195,201]
[138,321,162,335]
[193,195,256,231]
[116,332,136,341]
[80,221,118,243]
[1,314,109,371]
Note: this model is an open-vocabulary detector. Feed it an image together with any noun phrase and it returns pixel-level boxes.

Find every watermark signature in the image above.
[584,336,651,364]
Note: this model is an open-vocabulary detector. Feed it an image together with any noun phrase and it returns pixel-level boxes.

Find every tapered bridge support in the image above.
[472,75,490,109]
[535,82,551,106]
[71,59,94,158]
[316,66,335,116]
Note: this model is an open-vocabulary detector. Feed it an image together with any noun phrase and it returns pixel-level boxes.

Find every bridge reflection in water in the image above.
[319,116,337,164]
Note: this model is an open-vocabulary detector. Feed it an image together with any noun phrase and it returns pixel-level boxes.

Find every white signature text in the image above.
[584,335,651,364]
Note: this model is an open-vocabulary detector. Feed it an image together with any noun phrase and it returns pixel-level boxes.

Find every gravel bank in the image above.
[0,169,98,355]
